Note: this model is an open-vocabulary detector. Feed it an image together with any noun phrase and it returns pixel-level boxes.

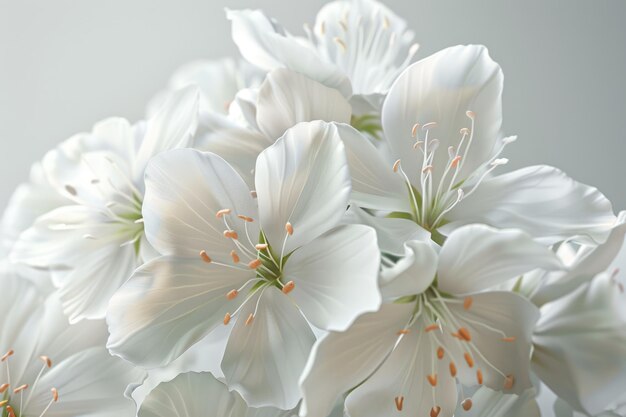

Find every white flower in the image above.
[9,87,200,323]
[227,0,418,108]
[340,44,616,245]
[300,224,561,417]
[0,268,143,417]
[106,121,381,409]
[138,372,293,417]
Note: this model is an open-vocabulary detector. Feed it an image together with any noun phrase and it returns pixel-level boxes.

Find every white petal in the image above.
[107,255,255,368]
[343,206,429,256]
[445,165,617,245]
[345,316,458,417]
[382,45,503,188]
[227,9,352,97]
[438,224,562,295]
[335,124,410,212]
[283,224,381,331]
[143,148,259,260]
[255,121,351,253]
[256,68,352,140]
[533,273,626,415]
[133,86,200,178]
[456,387,540,417]
[442,291,540,395]
[379,240,437,299]
[299,302,414,417]
[222,287,316,409]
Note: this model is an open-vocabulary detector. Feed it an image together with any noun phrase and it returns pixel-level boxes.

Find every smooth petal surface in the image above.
[438,224,562,295]
[379,240,437,299]
[382,45,503,188]
[345,316,458,417]
[445,165,616,245]
[456,387,540,417]
[256,68,352,140]
[228,9,351,96]
[283,224,381,331]
[533,273,626,415]
[299,303,414,417]
[222,287,316,409]
[255,121,351,253]
[107,255,255,368]
[143,149,259,260]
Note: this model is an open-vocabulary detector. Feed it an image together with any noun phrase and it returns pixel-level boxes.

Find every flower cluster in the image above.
[2,1,625,417]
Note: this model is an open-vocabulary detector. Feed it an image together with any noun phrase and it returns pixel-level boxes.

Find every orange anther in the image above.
[1,350,14,362]
[502,336,516,343]
[394,396,404,411]
[437,347,444,360]
[51,387,59,402]
[226,289,239,300]
[427,374,437,387]
[238,215,254,222]
[449,361,457,377]
[216,208,231,218]
[393,159,401,173]
[464,352,474,368]
[223,230,239,240]
[285,222,294,236]
[230,250,240,264]
[462,399,473,411]
[476,369,483,385]
[397,329,410,335]
[451,156,462,168]
[504,375,515,390]
[199,250,211,264]
[6,405,15,417]
[245,313,254,326]
[425,324,440,332]
[40,355,52,368]
[248,259,262,269]
[463,296,473,310]
[458,327,471,342]
[282,281,295,295]
[430,406,441,417]
[13,384,28,394]
[223,313,231,325]
[0,383,9,393]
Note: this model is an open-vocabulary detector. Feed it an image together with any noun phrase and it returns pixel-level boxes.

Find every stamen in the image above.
[255,244,268,250]
[199,250,212,264]
[464,352,474,368]
[449,362,457,377]
[64,185,77,196]
[1,350,14,362]
[426,374,437,387]
[411,123,420,137]
[13,384,28,394]
[422,165,433,174]
[451,155,462,168]
[223,313,231,325]
[392,159,401,172]
[0,400,7,407]
[413,141,423,150]
[466,110,475,119]
[461,399,473,411]
[238,215,254,222]
[437,347,444,360]
[463,297,473,310]
[226,290,239,300]
[502,336,516,343]
[422,122,437,130]
[285,222,294,236]
[216,208,231,218]
[250,191,257,198]
[6,405,15,417]
[0,383,8,393]
[503,375,515,390]
[245,313,255,325]
[223,230,239,240]
[397,329,410,335]
[230,250,240,264]
[51,387,59,402]
[460,127,470,135]
[394,396,404,411]
[333,37,347,52]
[40,356,52,368]
[476,369,483,384]
[425,324,440,332]
[282,281,295,294]
[248,259,262,269]
[458,327,472,342]
[430,406,441,417]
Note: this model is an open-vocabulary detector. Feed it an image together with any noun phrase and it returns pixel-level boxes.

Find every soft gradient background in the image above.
[1,1,625,211]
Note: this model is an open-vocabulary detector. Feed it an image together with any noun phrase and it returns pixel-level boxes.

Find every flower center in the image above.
[1,350,59,417]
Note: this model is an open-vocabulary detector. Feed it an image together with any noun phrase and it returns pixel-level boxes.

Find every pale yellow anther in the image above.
[333,37,347,52]
[392,159,401,173]
[430,406,441,417]
[285,222,294,236]
[394,396,404,411]
[223,313,232,325]
[13,384,28,394]
[476,369,483,384]
[226,289,239,300]
[458,327,471,342]
[460,127,470,135]
[248,259,262,269]
[255,244,269,251]
[216,208,231,218]
[282,281,295,295]
[223,230,239,240]
[245,313,255,326]
[1,349,14,362]
[466,110,476,119]
[40,355,52,368]
[238,215,254,222]
[503,375,515,390]
[462,398,473,411]
[51,387,59,402]
[0,400,7,407]
[411,123,420,137]
[427,374,437,387]
[230,250,240,264]
[463,296,473,310]
[199,250,212,264]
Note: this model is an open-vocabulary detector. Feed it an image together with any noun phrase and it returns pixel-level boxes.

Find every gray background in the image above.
[1,0,625,216]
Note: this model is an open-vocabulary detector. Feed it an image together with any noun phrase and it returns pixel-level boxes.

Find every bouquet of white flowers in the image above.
[1,1,624,417]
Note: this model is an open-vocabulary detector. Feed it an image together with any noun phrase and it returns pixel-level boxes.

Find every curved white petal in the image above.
[222,287,316,409]
[227,9,351,97]
[445,165,617,245]
[107,255,255,368]
[336,124,410,212]
[379,240,437,300]
[456,387,540,417]
[143,149,259,260]
[533,273,626,415]
[256,68,352,140]
[283,224,381,331]
[299,302,413,417]
[255,121,351,253]
[442,291,540,395]
[382,45,503,188]
[133,86,200,178]
[345,316,458,417]
[438,224,562,295]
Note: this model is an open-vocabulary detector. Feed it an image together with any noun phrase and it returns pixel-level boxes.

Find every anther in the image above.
[437,347,444,360]
[476,369,483,384]
[245,313,255,325]
[250,191,257,198]
[461,399,473,411]
[40,355,52,368]
[0,400,7,407]
[216,208,231,218]
[430,406,441,417]
[449,361,457,377]
[223,313,231,325]
[238,215,254,222]
[411,123,420,137]
[230,250,240,264]
[413,141,423,150]
[422,122,437,130]
[339,20,348,31]
[425,324,440,332]
[503,375,515,390]
[463,297,473,310]
[6,405,15,417]
[333,37,347,52]
[226,290,239,300]
[13,384,28,394]
[285,222,294,236]
[255,244,269,250]
[392,159,401,172]
[51,387,59,402]
[248,259,262,269]
[0,383,9,393]
[224,230,239,239]
[466,110,475,119]
[464,352,474,368]
[458,327,471,342]
[491,158,509,166]
[460,127,470,135]
[427,374,437,387]
[394,396,404,411]
[502,336,516,343]
[282,281,295,294]
[422,165,433,174]
[199,250,212,264]
[451,156,462,168]
[1,349,14,362]
[397,329,410,335]
[65,184,77,196]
